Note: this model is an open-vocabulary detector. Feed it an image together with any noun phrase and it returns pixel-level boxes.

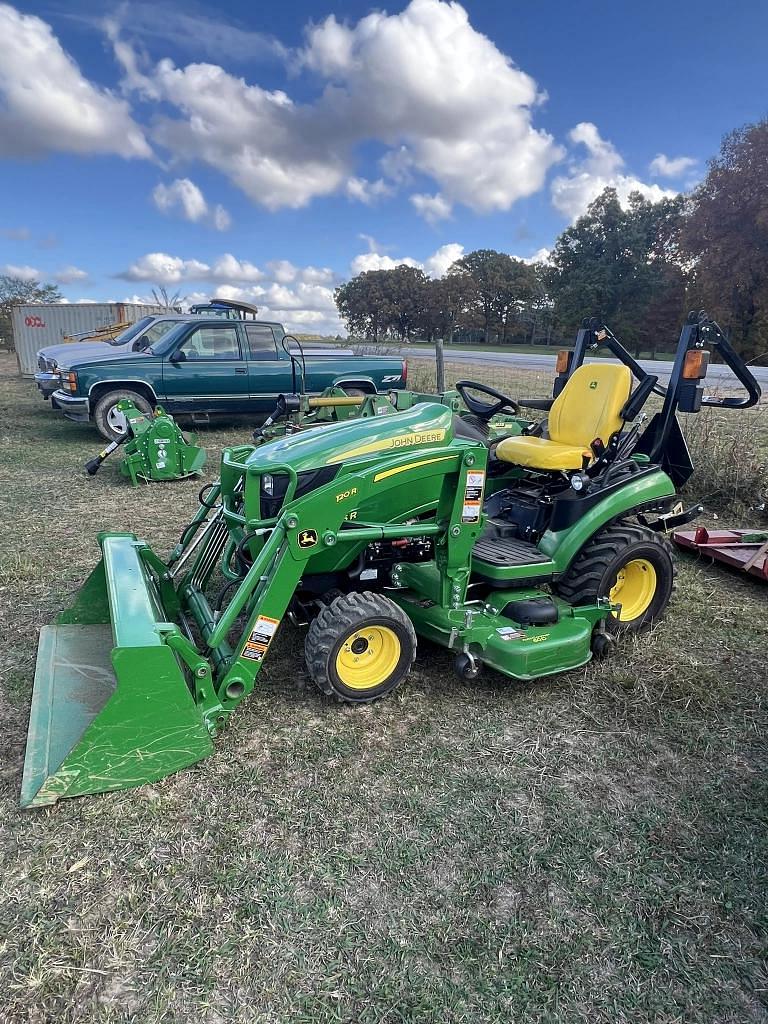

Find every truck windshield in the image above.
[108,316,155,346]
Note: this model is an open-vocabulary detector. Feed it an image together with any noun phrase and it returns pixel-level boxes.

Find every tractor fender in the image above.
[539,469,676,574]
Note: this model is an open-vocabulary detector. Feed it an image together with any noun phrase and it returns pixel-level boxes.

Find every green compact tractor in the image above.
[84,399,206,486]
[21,312,761,807]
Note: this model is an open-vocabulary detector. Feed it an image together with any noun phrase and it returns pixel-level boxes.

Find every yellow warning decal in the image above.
[461,469,486,523]
[240,615,280,662]
[326,429,446,464]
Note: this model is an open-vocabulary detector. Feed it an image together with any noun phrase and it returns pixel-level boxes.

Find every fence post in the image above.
[435,337,445,393]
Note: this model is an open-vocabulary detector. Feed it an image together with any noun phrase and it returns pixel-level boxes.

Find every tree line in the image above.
[335,118,768,362]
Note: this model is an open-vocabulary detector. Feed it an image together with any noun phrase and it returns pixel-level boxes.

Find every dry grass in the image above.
[0,355,767,1024]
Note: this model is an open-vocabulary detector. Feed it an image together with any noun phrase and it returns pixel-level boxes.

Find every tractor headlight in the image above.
[570,471,590,493]
[259,472,291,519]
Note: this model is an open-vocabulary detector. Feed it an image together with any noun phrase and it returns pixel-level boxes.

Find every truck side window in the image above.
[245,325,277,360]
[181,325,241,361]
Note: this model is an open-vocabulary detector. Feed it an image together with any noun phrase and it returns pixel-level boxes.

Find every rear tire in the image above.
[93,389,153,441]
[305,591,416,703]
[554,522,674,633]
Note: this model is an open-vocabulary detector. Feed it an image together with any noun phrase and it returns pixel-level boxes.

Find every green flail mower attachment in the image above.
[21,312,761,808]
[85,400,206,486]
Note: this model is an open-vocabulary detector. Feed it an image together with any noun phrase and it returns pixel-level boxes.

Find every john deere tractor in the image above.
[20,312,761,806]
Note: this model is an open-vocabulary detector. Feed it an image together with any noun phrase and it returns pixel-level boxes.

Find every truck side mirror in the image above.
[169,348,186,363]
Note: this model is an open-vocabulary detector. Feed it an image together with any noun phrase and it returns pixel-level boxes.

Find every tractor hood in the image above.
[248,403,456,473]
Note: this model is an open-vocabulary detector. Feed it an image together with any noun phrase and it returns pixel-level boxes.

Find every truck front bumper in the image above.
[34,372,60,399]
[52,390,90,422]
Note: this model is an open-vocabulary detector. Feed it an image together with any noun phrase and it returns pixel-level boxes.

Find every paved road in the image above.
[400,345,768,387]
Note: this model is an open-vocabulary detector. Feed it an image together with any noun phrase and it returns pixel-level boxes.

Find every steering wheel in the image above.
[455,379,520,419]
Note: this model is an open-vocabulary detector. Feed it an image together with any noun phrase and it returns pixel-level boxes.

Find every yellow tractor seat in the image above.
[496,363,633,471]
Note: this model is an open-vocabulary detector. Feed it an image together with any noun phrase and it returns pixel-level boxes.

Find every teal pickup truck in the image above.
[52,318,407,440]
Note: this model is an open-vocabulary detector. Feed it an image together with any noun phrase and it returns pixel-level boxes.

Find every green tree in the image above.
[334,271,390,341]
[380,265,429,340]
[548,188,686,355]
[451,250,537,343]
[0,276,63,351]
[682,119,768,361]
[335,265,430,341]
[422,271,474,344]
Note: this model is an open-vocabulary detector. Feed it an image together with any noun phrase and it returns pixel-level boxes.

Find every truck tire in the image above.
[554,523,674,633]
[305,591,416,703]
[93,389,153,441]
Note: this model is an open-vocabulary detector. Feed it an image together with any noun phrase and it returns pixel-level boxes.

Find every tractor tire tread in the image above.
[305,591,416,703]
[554,521,675,631]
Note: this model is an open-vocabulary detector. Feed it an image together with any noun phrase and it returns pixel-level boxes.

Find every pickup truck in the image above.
[52,317,407,440]
[35,301,261,400]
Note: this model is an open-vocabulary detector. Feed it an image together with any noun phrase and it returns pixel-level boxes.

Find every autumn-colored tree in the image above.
[0,275,63,350]
[682,119,768,362]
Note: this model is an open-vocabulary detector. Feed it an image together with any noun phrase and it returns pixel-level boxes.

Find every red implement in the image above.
[673,527,768,582]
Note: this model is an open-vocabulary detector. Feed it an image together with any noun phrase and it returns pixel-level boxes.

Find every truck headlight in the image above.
[61,371,78,392]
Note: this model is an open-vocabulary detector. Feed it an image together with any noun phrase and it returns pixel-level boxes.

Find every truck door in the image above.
[161,322,251,412]
[244,324,294,411]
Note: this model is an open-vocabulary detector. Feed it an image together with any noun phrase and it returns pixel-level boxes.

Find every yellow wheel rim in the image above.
[335,626,401,690]
[609,558,657,621]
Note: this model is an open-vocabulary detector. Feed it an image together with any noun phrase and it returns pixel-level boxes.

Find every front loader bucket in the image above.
[21,534,213,808]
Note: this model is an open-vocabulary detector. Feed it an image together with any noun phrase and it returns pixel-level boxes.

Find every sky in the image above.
[0,0,765,335]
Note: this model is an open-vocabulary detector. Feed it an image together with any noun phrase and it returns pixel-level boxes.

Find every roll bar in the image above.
[566,311,761,410]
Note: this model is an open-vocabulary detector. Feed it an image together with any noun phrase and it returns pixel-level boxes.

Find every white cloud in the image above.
[0,5,149,159]
[212,204,231,231]
[649,153,697,178]
[267,259,297,284]
[103,4,288,64]
[351,241,464,279]
[410,192,452,224]
[551,122,676,221]
[117,252,261,284]
[107,0,559,214]
[117,254,345,334]
[520,246,551,265]
[350,252,422,275]
[153,178,208,221]
[0,263,39,281]
[117,252,211,283]
[424,243,464,277]
[54,265,89,284]
[210,254,263,282]
[152,178,231,231]
[345,177,393,205]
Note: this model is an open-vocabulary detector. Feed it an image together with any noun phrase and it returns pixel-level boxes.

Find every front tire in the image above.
[93,389,153,441]
[305,592,416,702]
[554,523,674,632]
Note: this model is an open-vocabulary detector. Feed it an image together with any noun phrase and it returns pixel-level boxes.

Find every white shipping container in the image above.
[12,303,167,376]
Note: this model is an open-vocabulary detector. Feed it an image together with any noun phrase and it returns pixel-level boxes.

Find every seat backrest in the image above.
[548,363,632,448]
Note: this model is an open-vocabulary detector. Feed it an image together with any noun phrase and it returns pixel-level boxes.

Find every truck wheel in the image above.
[93,389,153,441]
[554,523,674,633]
[305,591,416,703]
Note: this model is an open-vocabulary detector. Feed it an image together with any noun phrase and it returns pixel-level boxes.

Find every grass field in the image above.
[0,354,766,1024]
